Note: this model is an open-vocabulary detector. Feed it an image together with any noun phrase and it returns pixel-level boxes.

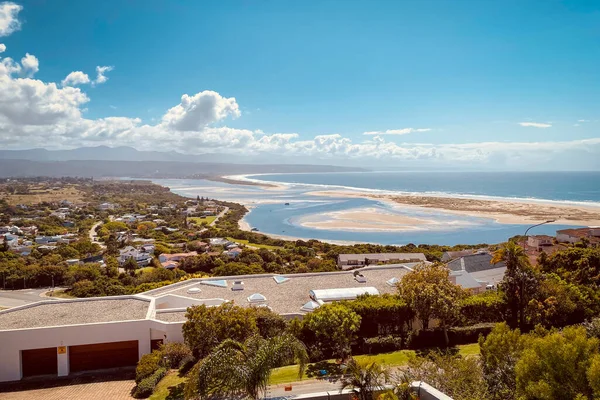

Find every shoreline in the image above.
[307,190,600,226]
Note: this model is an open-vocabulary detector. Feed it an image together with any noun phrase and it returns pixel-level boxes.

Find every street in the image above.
[266,379,341,398]
[0,287,56,309]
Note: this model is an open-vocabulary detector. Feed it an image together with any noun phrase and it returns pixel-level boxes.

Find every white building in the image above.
[0,264,415,382]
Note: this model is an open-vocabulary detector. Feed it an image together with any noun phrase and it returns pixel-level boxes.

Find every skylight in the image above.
[386,277,399,286]
[186,287,201,294]
[201,280,228,288]
[273,275,290,284]
[301,300,321,312]
[247,293,267,303]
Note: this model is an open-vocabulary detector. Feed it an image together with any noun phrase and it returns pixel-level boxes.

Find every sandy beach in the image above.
[307,190,600,226]
[300,208,436,231]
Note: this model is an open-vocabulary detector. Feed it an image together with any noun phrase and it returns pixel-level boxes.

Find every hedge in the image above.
[409,323,495,349]
[459,291,506,325]
[133,367,167,398]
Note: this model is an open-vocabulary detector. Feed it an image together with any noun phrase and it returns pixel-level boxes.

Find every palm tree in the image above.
[492,241,537,329]
[339,358,391,400]
[188,333,308,400]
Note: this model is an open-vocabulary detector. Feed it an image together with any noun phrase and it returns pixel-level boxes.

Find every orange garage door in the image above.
[69,340,139,373]
[22,347,57,378]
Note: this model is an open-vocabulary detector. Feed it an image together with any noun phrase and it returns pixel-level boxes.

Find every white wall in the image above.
[0,320,153,382]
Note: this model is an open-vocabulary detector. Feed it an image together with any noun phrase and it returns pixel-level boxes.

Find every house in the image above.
[98,202,117,211]
[62,221,75,228]
[556,227,600,246]
[0,264,418,383]
[50,211,68,220]
[527,235,554,251]
[441,249,482,262]
[449,270,488,293]
[161,261,179,270]
[209,237,232,247]
[118,246,153,267]
[446,252,505,274]
[81,255,104,264]
[337,253,428,270]
[224,248,243,258]
[158,252,197,264]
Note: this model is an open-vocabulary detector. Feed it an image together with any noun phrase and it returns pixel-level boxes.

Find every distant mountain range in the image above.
[0,147,365,178]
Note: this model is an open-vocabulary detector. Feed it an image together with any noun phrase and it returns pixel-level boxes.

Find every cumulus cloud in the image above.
[62,71,90,86]
[20,53,38,76]
[0,43,5,53]
[0,2,22,37]
[94,65,113,85]
[162,90,241,131]
[518,122,552,128]
[363,128,431,135]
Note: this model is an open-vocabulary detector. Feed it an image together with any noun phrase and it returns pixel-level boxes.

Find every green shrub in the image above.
[361,335,405,354]
[410,323,495,349]
[160,342,193,369]
[135,351,162,383]
[133,367,167,398]
[460,291,506,325]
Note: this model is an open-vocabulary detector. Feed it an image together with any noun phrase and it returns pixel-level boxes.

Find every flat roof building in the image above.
[337,253,428,269]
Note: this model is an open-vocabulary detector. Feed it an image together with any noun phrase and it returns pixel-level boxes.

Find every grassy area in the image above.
[45,289,76,299]
[226,237,283,251]
[269,343,480,385]
[137,267,157,275]
[0,186,84,205]
[150,371,186,400]
[189,216,216,226]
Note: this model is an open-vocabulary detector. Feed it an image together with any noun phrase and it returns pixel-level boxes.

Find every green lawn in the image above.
[150,371,186,400]
[225,237,283,250]
[269,343,480,385]
[189,216,216,226]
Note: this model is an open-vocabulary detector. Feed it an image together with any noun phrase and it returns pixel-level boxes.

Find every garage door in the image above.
[22,347,57,378]
[69,340,138,373]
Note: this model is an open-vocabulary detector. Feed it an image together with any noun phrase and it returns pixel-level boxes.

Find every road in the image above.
[266,379,341,398]
[89,221,106,249]
[209,206,229,226]
[0,287,57,309]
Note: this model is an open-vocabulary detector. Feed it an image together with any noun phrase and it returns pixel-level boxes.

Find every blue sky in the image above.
[0,0,599,169]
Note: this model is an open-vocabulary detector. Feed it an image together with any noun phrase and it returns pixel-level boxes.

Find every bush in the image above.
[133,367,167,398]
[360,335,405,354]
[410,323,495,349]
[459,291,506,325]
[160,342,193,369]
[135,352,162,383]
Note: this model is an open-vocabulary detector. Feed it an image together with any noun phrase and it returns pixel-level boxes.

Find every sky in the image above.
[0,0,599,170]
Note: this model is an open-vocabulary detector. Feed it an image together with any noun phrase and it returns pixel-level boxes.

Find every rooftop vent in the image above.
[187,287,201,294]
[386,277,399,286]
[355,273,367,283]
[301,300,321,312]
[201,280,228,288]
[232,281,244,291]
[247,293,267,303]
[273,275,290,284]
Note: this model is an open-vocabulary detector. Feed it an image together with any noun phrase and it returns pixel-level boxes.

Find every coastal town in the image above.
[1,178,600,400]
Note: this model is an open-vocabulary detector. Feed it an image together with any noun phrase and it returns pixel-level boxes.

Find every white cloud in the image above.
[94,65,113,85]
[62,71,90,86]
[0,2,22,37]
[0,43,5,53]
[20,53,38,76]
[518,122,552,128]
[578,119,589,123]
[574,124,580,127]
[363,128,431,135]
[162,90,240,131]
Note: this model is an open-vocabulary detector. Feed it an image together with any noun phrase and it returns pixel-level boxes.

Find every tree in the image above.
[186,334,308,400]
[182,302,259,359]
[123,257,138,273]
[304,303,361,359]
[397,263,465,344]
[492,242,537,329]
[402,351,489,400]
[479,323,524,400]
[339,359,391,400]
[515,325,599,400]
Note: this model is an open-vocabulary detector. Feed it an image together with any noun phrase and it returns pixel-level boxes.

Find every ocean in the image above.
[157,171,600,246]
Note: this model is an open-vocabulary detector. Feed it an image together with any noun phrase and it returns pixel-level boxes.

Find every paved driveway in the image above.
[0,288,57,309]
[0,370,136,400]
